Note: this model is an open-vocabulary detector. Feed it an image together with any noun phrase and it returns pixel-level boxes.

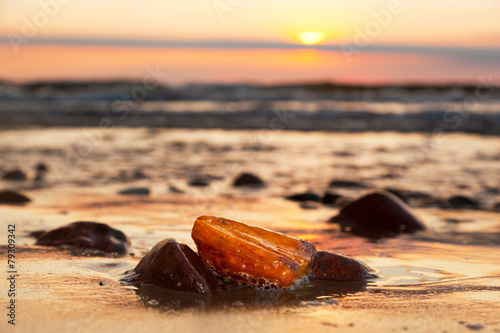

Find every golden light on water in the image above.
[297,32,325,45]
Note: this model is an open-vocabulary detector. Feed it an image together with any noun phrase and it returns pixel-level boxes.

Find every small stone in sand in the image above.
[233,173,265,188]
[328,191,426,235]
[118,187,150,195]
[465,323,484,330]
[445,195,482,210]
[188,176,211,187]
[492,202,500,212]
[0,190,31,204]
[35,221,130,255]
[285,192,321,202]
[2,169,27,181]
[328,180,368,189]
[35,163,48,172]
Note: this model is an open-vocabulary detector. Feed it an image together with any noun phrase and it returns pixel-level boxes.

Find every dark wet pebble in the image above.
[35,163,48,172]
[285,192,321,202]
[465,323,484,330]
[332,151,354,157]
[118,187,150,195]
[328,191,426,235]
[443,218,473,224]
[484,187,499,194]
[328,180,368,189]
[322,192,343,205]
[312,251,377,282]
[233,173,265,188]
[2,169,27,181]
[122,238,218,294]
[385,188,432,204]
[0,190,31,204]
[444,195,482,210]
[35,221,130,255]
[188,176,211,187]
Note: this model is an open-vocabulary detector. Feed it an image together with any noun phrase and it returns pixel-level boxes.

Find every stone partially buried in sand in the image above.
[285,192,321,202]
[35,221,130,255]
[328,180,368,189]
[232,173,265,188]
[122,238,218,294]
[118,187,150,195]
[444,195,482,210]
[0,190,31,204]
[329,191,426,235]
[312,251,377,282]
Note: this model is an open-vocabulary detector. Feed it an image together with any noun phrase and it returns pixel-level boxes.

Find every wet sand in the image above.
[0,128,499,332]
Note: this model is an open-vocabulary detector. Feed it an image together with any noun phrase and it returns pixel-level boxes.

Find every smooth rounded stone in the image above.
[444,195,482,210]
[328,180,368,189]
[312,251,378,282]
[123,238,218,294]
[118,187,150,195]
[322,192,343,205]
[465,323,484,330]
[329,191,426,235]
[0,190,31,204]
[232,173,265,188]
[2,169,27,181]
[35,221,130,255]
[35,163,48,172]
[285,192,321,202]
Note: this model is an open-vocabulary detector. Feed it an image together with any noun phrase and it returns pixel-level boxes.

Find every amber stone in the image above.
[192,215,317,288]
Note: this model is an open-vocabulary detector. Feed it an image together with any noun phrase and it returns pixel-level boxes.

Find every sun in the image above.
[297,32,325,45]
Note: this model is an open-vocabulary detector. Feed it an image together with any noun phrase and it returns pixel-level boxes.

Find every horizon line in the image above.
[1,36,500,60]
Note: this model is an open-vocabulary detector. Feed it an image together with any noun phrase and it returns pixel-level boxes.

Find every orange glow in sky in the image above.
[1,0,500,83]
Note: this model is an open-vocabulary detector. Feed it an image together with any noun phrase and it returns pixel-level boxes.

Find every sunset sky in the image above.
[1,0,499,84]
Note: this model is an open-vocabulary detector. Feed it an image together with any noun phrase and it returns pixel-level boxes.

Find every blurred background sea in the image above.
[1,81,500,134]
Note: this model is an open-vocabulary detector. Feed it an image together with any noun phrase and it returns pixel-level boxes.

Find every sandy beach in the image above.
[1,127,499,332]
